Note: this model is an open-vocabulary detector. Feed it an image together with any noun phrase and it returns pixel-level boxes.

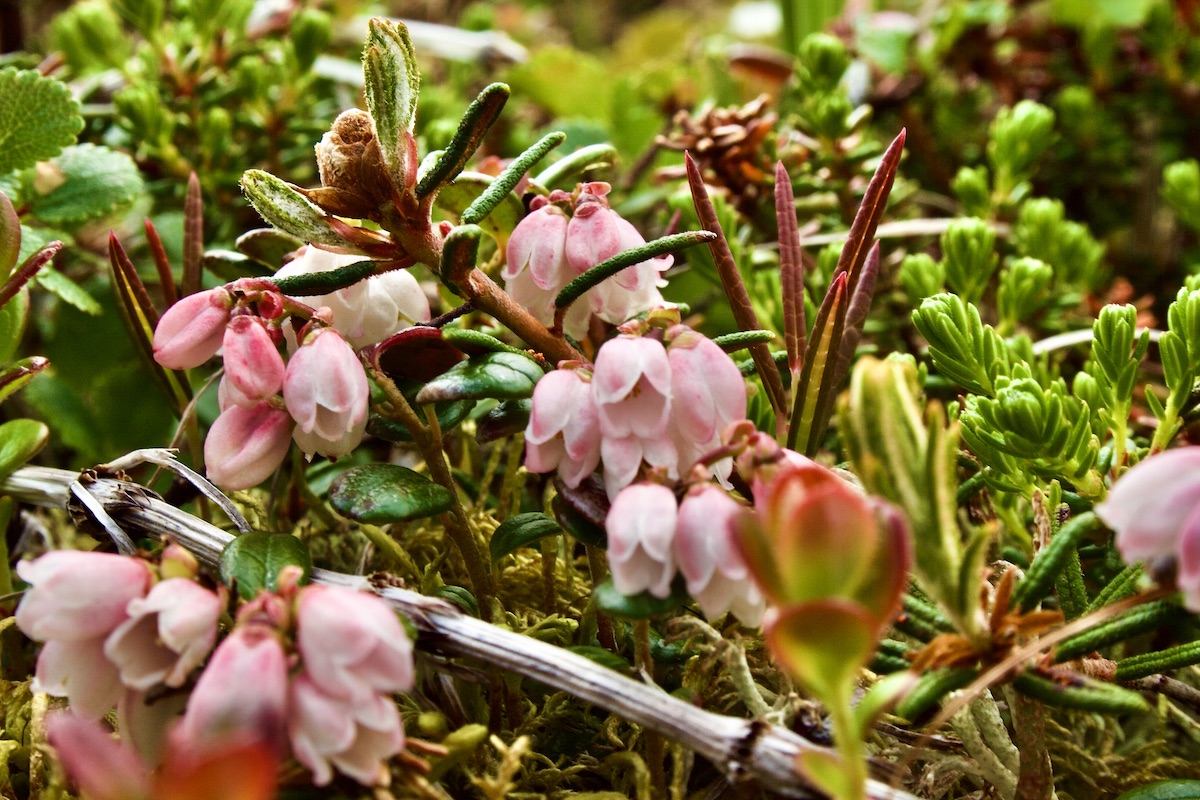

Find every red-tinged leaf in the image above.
[829,241,881,394]
[788,272,847,455]
[0,192,19,276]
[144,217,178,307]
[182,172,203,297]
[0,240,61,310]
[833,129,905,294]
[374,325,466,383]
[765,599,877,701]
[109,233,191,412]
[775,161,806,379]
[686,152,787,418]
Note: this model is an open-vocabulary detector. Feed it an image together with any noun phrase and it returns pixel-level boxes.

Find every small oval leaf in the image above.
[218,532,312,601]
[366,400,474,442]
[490,512,562,562]
[0,418,47,481]
[592,578,685,619]
[434,584,479,617]
[414,351,544,404]
[329,463,455,523]
[566,645,632,673]
[1117,781,1200,800]
[476,399,531,443]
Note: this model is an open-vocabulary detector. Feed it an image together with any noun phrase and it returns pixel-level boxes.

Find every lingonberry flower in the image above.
[220,315,285,405]
[152,288,234,370]
[1096,447,1200,610]
[294,585,414,703]
[674,483,764,626]
[104,578,223,691]
[503,183,669,339]
[204,402,294,490]
[275,246,430,349]
[15,552,153,717]
[175,623,289,754]
[605,482,679,598]
[593,334,676,497]
[288,672,405,786]
[283,326,369,458]
[524,365,602,488]
[664,325,747,480]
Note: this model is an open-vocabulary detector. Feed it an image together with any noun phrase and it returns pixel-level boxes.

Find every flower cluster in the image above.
[525,320,747,499]
[151,245,430,490]
[503,182,670,339]
[17,550,415,788]
[1096,447,1200,610]
[605,481,765,626]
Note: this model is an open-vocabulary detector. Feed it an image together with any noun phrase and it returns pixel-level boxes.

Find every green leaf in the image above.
[765,599,876,702]
[0,418,47,481]
[476,399,531,443]
[29,144,144,227]
[241,170,349,249]
[414,352,544,404]
[366,400,474,442]
[0,192,18,275]
[592,578,685,619]
[33,267,102,315]
[1012,668,1149,714]
[0,357,48,405]
[416,83,510,197]
[0,69,83,175]
[490,512,562,562]
[328,463,455,523]
[552,492,608,549]
[363,18,420,188]
[218,532,312,601]
[554,231,715,311]
[0,288,29,365]
[434,584,478,616]
[1116,781,1200,800]
[434,173,524,247]
[533,143,619,190]
[236,228,305,268]
[460,132,566,226]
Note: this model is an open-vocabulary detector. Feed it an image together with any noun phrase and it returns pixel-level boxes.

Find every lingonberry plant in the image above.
[3,3,1200,799]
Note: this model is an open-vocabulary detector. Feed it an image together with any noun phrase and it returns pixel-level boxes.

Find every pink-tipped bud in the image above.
[605,482,678,599]
[153,288,234,370]
[204,403,293,490]
[222,316,285,404]
[283,327,369,457]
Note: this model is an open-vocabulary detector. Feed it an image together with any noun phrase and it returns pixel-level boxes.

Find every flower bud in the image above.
[283,327,369,458]
[606,482,678,599]
[311,109,393,221]
[222,315,285,404]
[152,288,233,370]
[204,403,293,490]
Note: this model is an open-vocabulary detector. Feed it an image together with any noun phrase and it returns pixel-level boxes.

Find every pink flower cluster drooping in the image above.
[1096,447,1200,611]
[525,322,747,499]
[605,480,765,626]
[18,550,416,789]
[151,246,429,490]
[503,182,670,339]
[15,550,222,722]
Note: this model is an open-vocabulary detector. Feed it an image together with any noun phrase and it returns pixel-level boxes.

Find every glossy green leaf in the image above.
[0,68,83,175]
[366,400,474,442]
[1116,781,1200,800]
[328,463,455,523]
[29,144,144,227]
[566,645,631,673]
[235,228,305,268]
[414,351,543,404]
[434,584,479,617]
[0,288,29,365]
[218,532,312,601]
[490,512,562,562]
[533,143,618,190]
[592,578,685,619]
[552,492,607,549]
[476,399,531,443]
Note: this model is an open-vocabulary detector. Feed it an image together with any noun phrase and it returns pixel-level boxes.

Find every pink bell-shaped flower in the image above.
[283,326,369,458]
[15,552,153,718]
[606,482,678,599]
[175,623,289,754]
[524,366,602,488]
[221,315,285,405]
[152,288,234,370]
[504,197,570,291]
[104,578,223,691]
[665,325,747,479]
[295,585,414,702]
[675,483,764,626]
[1096,447,1200,611]
[288,673,405,786]
[204,402,294,490]
[593,334,677,497]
